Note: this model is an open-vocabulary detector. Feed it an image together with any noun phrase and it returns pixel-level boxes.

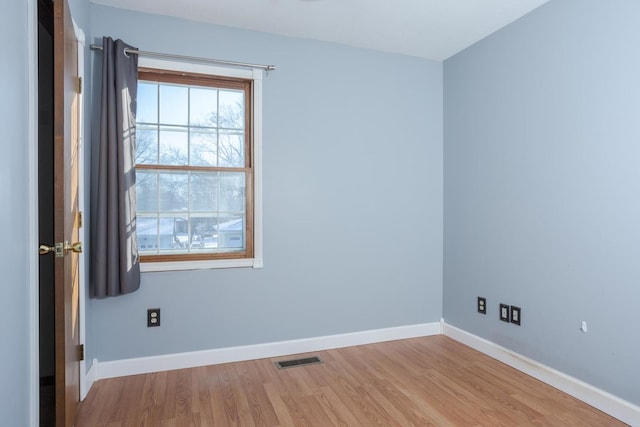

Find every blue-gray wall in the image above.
[88,5,443,361]
[444,0,640,405]
[1,1,32,424]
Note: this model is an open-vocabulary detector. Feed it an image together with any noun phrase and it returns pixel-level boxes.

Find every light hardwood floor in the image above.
[76,336,626,426]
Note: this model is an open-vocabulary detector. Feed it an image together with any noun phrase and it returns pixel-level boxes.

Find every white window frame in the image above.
[137,57,263,272]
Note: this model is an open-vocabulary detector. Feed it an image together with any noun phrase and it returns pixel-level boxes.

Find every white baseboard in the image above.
[95,322,441,381]
[443,323,640,426]
[81,358,98,401]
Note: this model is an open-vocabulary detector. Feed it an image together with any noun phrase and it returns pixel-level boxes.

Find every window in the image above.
[134,59,263,271]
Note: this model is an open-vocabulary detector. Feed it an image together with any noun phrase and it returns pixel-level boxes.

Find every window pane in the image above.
[160,85,188,125]
[219,173,245,212]
[137,215,159,253]
[190,215,218,250]
[190,172,218,212]
[190,130,218,167]
[219,90,244,129]
[137,83,157,123]
[159,126,188,165]
[218,131,244,167]
[190,87,217,127]
[136,170,158,212]
[159,172,188,212]
[136,124,158,164]
[168,215,190,252]
[217,215,245,249]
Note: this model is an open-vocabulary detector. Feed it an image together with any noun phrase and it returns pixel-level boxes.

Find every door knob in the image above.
[64,241,83,253]
[39,241,82,256]
[39,244,55,255]
[39,242,64,257]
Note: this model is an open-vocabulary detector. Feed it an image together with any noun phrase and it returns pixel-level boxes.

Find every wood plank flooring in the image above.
[75,336,627,426]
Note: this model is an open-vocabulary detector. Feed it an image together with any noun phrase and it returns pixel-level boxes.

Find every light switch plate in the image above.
[510,305,521,325]
[499,304,510,322]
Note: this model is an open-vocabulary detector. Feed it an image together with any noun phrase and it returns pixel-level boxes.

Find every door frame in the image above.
[27,0,88,424]
[28,0,39,424]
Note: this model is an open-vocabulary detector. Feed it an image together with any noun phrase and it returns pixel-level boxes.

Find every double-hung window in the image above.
[134,59,263,271]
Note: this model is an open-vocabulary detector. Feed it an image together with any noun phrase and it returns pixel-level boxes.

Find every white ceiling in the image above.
[91,0,550,61]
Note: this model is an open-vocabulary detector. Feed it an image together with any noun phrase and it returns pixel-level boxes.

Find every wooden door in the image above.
[53,0,81,424]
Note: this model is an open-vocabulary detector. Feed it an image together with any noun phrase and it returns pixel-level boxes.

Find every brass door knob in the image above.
[64,241,83,253]
[39,244,55,255]
[39,241,82,256]
[39,242,64,257]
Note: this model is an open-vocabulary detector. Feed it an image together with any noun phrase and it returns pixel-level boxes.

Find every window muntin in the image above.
[135,69,253,262]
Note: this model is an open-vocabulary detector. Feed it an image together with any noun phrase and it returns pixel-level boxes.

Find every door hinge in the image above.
[77,77,83,94]
[78,344,85,361]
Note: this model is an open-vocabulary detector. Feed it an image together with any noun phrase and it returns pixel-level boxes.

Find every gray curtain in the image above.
[90,37,140,298]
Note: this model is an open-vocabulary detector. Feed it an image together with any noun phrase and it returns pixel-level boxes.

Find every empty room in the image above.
[3,0,640,425]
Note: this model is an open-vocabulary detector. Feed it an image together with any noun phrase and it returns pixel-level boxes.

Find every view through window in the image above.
[135,69,254,262]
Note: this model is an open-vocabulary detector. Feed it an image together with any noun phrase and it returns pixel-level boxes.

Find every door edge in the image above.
[72,18,91,401]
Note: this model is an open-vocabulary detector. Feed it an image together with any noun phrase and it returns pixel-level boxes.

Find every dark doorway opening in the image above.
[38,0,55,425]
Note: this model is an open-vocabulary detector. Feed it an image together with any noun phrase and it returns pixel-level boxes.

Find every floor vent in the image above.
[275,356,323,369]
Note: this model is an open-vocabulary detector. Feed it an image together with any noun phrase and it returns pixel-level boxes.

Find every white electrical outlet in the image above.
[477,297,487,314]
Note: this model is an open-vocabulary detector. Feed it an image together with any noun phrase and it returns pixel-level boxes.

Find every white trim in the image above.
[139,58,255,80]
[95,323,440,380]
[443,323,640,426]
[251,69,264,268]
[140,257,261,272]
[84,359,99,395]
[136,57,264,272]
[27,0,39,424]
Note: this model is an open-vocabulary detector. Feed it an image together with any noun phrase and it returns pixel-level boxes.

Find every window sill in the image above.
[140,257,263,272]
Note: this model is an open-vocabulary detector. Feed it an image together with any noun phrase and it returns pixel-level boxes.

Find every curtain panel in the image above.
[90,37,140,298]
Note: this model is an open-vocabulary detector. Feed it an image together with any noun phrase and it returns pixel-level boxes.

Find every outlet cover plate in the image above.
[510,305,521,325]
[499,304,510,322]
[147,308,161,327]
[477,297,487,314]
